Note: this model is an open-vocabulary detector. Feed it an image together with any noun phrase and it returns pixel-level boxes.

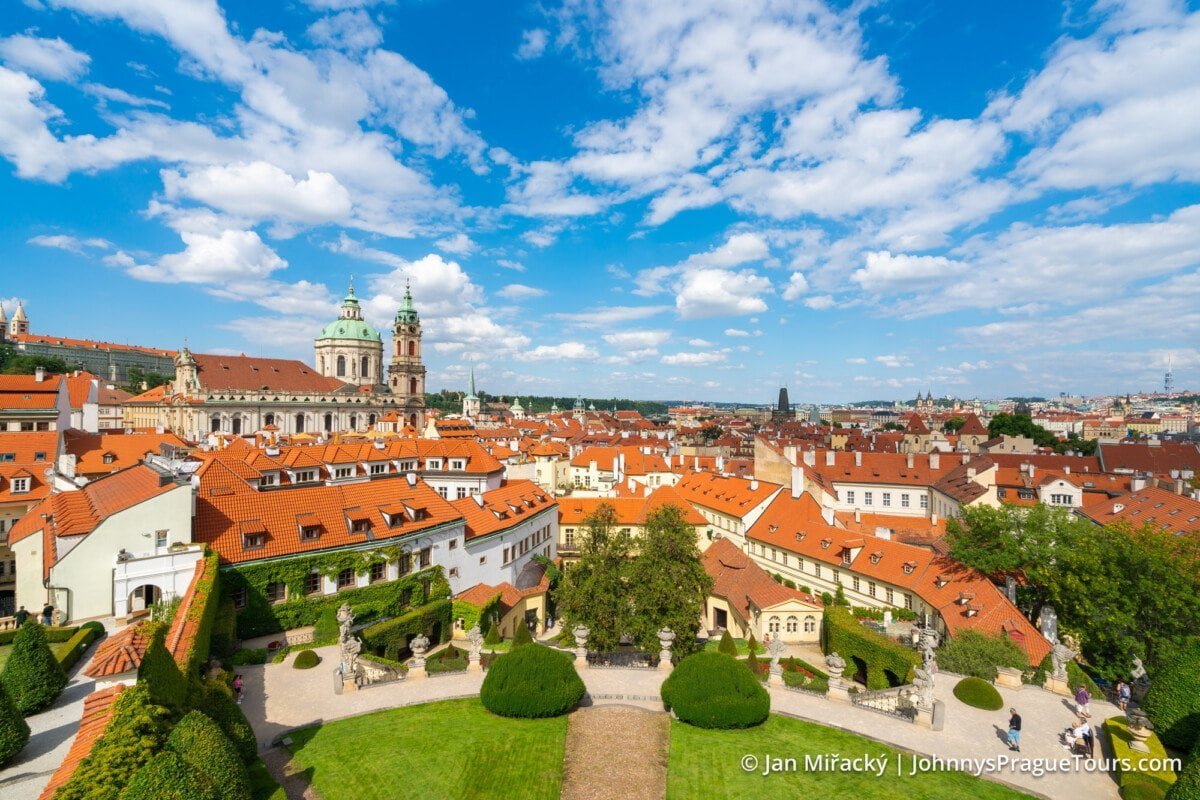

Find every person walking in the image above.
[41,603,54,626]
[1075,685,1092,718]
[1007,708,1022,752]
[13,606,29,626]
[1117,681,1131,712]
[233,674,244,704]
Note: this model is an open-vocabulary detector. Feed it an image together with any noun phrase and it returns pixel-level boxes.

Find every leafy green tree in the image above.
[697,424,722,445]
[943,416,966,433]
[626,504,713,657]
[986,412,1058,448]
[555,504,634,652]
[746,633,759,656]
[833,583,849,607]
[0,353,70,375]
[165,711,251,800]
[0,621,67,714]
[0,681,30,765]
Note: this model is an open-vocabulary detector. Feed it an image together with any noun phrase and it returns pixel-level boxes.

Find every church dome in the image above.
[316,280,382,343]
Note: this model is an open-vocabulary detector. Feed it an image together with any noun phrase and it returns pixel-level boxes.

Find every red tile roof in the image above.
[556,485,707,527]
[674,470,781,519]
[191,352,346,392]
[84,624,151,678]
[454,573,550,612]
[1078,486,1200,535]
[702,538,821,624]
[1098,442,1200,477]
[64,429,190,476]
[38,685,127,800]
[166,557,212,667]
[14,331,175,357]
[958,413,988,436]
[449,480,555,541]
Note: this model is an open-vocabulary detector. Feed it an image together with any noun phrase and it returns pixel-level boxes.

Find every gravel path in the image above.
[561,707,669,800]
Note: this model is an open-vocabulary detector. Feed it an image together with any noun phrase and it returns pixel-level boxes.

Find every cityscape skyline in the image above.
[2,0,1199,402]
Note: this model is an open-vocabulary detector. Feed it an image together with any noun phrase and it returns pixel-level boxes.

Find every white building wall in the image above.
[443,506,558,595]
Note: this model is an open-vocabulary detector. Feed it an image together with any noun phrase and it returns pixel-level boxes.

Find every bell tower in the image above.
[389,281,427,427]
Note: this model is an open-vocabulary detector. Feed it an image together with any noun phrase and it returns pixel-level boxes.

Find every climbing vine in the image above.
[220,549,451,639]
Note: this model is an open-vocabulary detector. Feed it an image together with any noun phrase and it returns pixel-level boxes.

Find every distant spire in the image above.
[348,274,355,296]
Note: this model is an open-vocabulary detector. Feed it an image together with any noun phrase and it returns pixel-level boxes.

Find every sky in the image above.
[1,0,1198,405]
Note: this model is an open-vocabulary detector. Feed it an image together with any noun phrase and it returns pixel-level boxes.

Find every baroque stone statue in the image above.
[1039,606,1059,645]
[767,637,786,676]
[467,625,484,661]
[1050,638,1077,682]
[410,634,430,668]
[825,652,846,679]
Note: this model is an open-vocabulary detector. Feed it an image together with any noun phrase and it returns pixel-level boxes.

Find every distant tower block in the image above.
[1165,355,1174,395]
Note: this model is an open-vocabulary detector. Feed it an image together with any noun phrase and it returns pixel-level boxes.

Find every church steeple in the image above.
[462,365,480,420]
[389,279,426,427]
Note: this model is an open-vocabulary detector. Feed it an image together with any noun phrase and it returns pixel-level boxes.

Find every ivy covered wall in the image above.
[219,547,451,639]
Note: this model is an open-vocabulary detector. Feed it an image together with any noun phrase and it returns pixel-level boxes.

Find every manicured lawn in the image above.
[666,715,1034,800]
[0,641,75,672]
[285,698,566,800]
[702,638,758,656]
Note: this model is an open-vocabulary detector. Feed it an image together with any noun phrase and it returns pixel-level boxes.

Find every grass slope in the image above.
[285,698,565,800]
[666,715,1034,800]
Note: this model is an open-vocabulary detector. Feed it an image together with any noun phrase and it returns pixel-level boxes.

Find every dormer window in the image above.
[301,526,321,542]
[426,458,443,470]
[794,531,806,542]
[243,533,266,550]
[902,561,916,574]
[103,453,115,464]
[351,518,371,534]
[935,575,949,588]
[820,538,831,549]
[10,477,30,494]
[294,470,317,483]
[450,459,465,471]
[870,551,883,564]
[769,524,779,533]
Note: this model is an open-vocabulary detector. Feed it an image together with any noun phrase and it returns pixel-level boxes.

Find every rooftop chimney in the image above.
[35,366,45,382]
[825,450,836,467]
[932,513,939,526]
[791,466,804,499]
[854,451,862,467]
[906,453,914,469]
[749,479,759,491]
[854,509,861,523]
[930,452,940,469]
[803,450,816,467]
[473,491,485,507]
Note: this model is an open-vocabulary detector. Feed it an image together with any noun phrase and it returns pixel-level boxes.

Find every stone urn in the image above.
[409,634,430,679]
[657,627,676,670]
[572,625,590,667]
[466,625,484,672]
[1127,709,1155,754]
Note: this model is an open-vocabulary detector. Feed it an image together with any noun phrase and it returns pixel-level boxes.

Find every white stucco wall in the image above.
[443,505,558,595]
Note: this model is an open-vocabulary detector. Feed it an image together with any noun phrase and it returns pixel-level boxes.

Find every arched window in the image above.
[361,356,369,378]
[336,355,346,376]
[324,413,333,432]
[295,413,305,433]
[210,415,221,433]
[407,340,416,356]
[232,416,242,436]
[368,413,376,427]
[409,377,418,394]
[803,615,816,633]
[786,615,798,633]
[349,414,357,430]
[264,413,275,427]
[768,616,780,634]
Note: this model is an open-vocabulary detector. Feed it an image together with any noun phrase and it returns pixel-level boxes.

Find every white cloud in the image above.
[517,341,599,361]
[662,350,729,366]
[675,268,770,319]
[27,233,111,254]
[852,251,965,295]
[162,162,353,227]
[724,328,750,337]
[688,338,714,347]
[307,10,383,51]
[781,271,809,301]
[515,28,549,61]
[803,295,835,310]
[116,228,286,286]
[83,82,169,108]
[875,354,912,369]
[434,233,476,256]
[497,259,526,272]
[497,283,548,300]
[603,329,671,349]
[845,357,867,364]
[0,35,90,81]
[549,305,671,328]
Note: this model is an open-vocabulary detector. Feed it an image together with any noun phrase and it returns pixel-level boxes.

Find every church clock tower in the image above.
[389,281,427,428]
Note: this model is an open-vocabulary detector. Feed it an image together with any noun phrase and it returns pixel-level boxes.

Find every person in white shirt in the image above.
[1064,718,1091,751]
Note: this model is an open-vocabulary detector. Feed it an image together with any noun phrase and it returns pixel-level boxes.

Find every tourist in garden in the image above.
[13,605,28,626]
[1116,680,1131,712]
[1006,708,1021,752]
[41,603,54,626]
[233,673,244,704]
[1074,684,1091,718]
[1063,717,1090,752]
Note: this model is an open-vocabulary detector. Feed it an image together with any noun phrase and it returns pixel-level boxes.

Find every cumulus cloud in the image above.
[724,328,750,337]
[162,162,353,228]
[515,28,549,60]
[549,305,671,328]
[28,233,111,254]
[0,35,90,81]
[633,232,772,318]
[803,295,836,310]
[662,349,729,366]
[602,329,671,349]
[434,232,476,256]
[497,283,548,300]
[517,341,599,361]
[875,354,912,368]
[852,251,965,294]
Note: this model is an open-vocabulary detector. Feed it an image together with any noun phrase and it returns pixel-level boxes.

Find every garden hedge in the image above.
[178,553,221,679]
[718,629,736,656]
[210,599,238,660]
[360,598,452,660]
[57,625,103,672]
[1,621,68,714]
[662,652,770,729]
[512,621,533,648]
[0,680,30,766]
[1145,638,1200,752]
[311,606,340,645]
[1105,715,1177,800]
[165,711,251,800]
[480,645,584,718]
[55,683,173,800]
[952,676,1004,710]
[820,607,918,690]
[293,650,320,669]
[0,625,78,647]
[119,750,219,800]
[1167,739,1200,800]
[937,630,1028,680]
[138,624,188,713]
[220,554,449,638]
[195,676,257,764]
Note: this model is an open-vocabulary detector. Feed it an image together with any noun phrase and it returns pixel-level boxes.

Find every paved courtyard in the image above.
[239,646,1122,800]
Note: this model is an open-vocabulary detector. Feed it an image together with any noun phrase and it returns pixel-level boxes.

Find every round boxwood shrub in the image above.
[293,650,320,669]
[120,750,218,800]
[165,711,251,800]
[952,676,1004,711]
[1,621,68,714]
[662,652,770,729]
[0,681,31,765]
[480,644,584,718]
[80,621,106,638]
[1145,639,1200,752]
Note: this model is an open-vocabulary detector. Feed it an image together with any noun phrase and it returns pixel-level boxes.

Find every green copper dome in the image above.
[317,318,382,342]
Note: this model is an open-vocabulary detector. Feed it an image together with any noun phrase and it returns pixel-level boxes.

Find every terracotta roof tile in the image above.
[84,624,151,678]
[38,685,127,800]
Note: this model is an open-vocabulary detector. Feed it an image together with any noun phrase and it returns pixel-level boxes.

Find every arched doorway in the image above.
[129,584,162,612]
[324,413,334,432]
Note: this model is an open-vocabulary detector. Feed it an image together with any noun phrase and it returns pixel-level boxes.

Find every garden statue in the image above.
[410,634,430,669]
[824,652,846,682]
[467,626,484,661]
[767,637,786,682]
[657,627,676,663]
[336,603,354,642]
[343,633,361,678]
[1039,606,1059,644]
[917,626,940,673]
[1131,656,1151,701]
[1050,638,1077,682]
[913,667,935,709]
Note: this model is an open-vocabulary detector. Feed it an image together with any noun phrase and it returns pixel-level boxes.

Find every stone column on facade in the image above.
[767,637,786,686]
[572,625,590,669]
[408,634,430,680]
[657,627,676,671]
[466,626,484,673]
[824,652,850,702]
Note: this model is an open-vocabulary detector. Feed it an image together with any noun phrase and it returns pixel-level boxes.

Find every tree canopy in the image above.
[946,503,1200,679]
[986,412,1059,448]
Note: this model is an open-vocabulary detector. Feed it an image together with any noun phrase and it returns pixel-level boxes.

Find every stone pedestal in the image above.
[467,658,482,672]
[915,704,934,728]
[827,680,851,703]
[915,699,945,731]
[408,665,427,680]
[343,679,359,692]
[1044,675,1071,696]
[996,667,1023,689]
[657,628,675,671]
[768,670,783,687]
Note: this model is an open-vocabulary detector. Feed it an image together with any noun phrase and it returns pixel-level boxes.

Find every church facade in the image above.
[123,282,427,438]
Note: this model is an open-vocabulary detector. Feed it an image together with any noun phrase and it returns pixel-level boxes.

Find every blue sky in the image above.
[1,0,1198,404]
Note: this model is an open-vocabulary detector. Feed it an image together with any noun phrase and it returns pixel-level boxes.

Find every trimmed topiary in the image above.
[952,676,1004,711]
[662,652,770,729]
[119,750,219,800]
[293,650,320,669]
[312,605,340,646]
[197,677,257,764]
[512,622,533,648]
[484,621,501,646]
[718,629,737,657]
[165,711,251,800]
[81,621,107,638]
[1145,639,1200,752]
[138,625,187,713]
[0,681,31,765]
[746,634,759,656]
[480,644,584,718]
[936,630,1027,681]
[1166,739,1200,800]
[1,621,68,714]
